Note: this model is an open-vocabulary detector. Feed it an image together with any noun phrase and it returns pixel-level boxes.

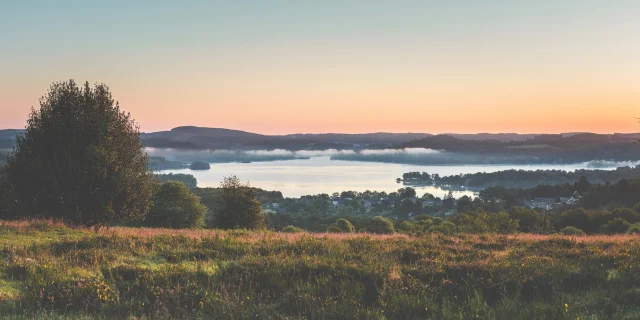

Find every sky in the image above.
[1,0,639,134]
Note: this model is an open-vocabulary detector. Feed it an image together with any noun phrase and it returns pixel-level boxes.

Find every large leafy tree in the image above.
[145,181,206,229]
[212,176,265,229]
[5,80,154,226]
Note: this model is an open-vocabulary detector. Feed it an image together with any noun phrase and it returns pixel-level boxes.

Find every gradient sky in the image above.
[1,0,639,134]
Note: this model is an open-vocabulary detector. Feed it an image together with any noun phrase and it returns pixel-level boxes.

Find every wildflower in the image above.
[564,303,569,312]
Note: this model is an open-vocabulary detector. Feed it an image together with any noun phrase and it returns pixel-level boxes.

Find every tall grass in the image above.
[0,220,639,319]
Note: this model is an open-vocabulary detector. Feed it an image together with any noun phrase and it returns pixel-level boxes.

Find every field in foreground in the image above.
[1,222,640,319]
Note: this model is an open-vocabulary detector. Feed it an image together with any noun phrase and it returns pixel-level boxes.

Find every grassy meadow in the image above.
[0,221,639,319]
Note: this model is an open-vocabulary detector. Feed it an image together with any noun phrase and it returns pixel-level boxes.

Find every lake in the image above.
[157,157,625,198]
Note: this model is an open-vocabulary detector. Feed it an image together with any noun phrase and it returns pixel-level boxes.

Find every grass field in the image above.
[1,221,640,319]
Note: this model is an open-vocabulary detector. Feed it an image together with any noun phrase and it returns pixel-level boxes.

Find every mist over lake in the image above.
[155,156,628,198]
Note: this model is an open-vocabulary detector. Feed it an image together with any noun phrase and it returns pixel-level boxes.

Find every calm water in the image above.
[157,157,622,198]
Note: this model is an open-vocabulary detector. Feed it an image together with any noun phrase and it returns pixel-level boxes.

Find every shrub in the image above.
[428,221,456,235]
[282,225,304,233]
[599,218,631,235]
[326,226,343,233]
[555,208,590,232]
[450,210,490,233]
[4,80,154,227]
[145,181,207,229]
[507,207,543,232]
[451,210,517,234]
[611,208,640,224]
[396,221,418,234]
[627,223,640,234]
[368,216,395,234]
[335,218,355,233]
[559,226,586,236]
[488,212,519,234]
[211,176,265,230]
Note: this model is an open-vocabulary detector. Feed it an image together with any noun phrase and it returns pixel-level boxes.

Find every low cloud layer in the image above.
[145,147,443,163]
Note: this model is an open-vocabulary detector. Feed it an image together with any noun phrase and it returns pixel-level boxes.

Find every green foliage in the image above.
[155,173,197,188]
[599,218,631,235]
[282,225,304,233]
[326,226,343,233]
[559,226,586,235]
[611,207,640,223]
[396,221,419,234]
[367,216,395,234]
[556,208,590,231]
[508,206,543,232]
[4,80,154,226]
[211,176,265,230]
[488,212,519,234]
[144,181,206,229]
[335,218,355,233]
[450,210,518,234]
[428,221,457,234]
[627,223,640,234]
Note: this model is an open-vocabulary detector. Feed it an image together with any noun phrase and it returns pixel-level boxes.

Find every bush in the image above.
[488,212,519,234]
[367,216,395,234]
[627,223,640,234]
[428,221,456,235]
[326,226,343,233]
[212,176,265,230]
[555,208,590,232]
[611,208,640,224]
[599,218,631,235]
[4,80,154,227]
[145,181,207,229]
[450,211,490,233]
[335,218,355,233]
[396,221,418,234]
[507,207,543,232]
[559,226,586,236]
[282,225,304,233]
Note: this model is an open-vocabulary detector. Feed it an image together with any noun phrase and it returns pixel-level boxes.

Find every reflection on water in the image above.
[157,157,619,198]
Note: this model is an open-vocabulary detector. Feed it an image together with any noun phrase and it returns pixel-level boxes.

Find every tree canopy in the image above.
[145,181,206,229]
[4,80,154,226]
[211,176,265,229]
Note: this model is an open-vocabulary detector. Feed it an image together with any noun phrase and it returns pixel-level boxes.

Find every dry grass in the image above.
[101,226,413,242]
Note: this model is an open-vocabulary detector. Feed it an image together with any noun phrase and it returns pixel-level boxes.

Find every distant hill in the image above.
[280,132,433,147]
[400,133,640,163]
[1,127,637,161]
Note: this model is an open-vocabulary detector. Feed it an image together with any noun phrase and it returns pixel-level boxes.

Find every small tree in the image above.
[368,216,395,234]
[145,181,206,229]
[559,226,586,236]
[599,218,631,235]
[212,176,265,229]
[336,218,355,233]
[428,221,457,235]
[5,80,154,227]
